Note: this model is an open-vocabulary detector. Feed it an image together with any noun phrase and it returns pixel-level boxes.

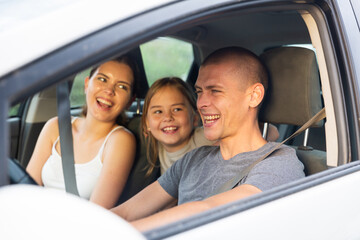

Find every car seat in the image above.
[259,46,327,175]
[117,101,160,204]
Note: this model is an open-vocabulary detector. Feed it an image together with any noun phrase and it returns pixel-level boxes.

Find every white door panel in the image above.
[170,170,360,239]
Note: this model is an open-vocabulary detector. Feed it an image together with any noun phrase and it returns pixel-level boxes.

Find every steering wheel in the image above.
[8,158,37,185]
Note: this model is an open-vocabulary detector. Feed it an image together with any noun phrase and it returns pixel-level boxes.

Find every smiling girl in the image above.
[26,56,137,209]
[142,77,214,175]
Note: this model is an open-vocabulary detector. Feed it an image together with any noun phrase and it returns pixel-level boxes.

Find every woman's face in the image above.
[85,61,134,123]
[146,86,198,152]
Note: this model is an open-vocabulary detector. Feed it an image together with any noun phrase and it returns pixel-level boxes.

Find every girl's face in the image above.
[85,61,133,123]
[146,86,198,152]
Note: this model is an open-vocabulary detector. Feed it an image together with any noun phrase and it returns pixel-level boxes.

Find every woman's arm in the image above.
[89,128,136,209]
[26,117,59,185]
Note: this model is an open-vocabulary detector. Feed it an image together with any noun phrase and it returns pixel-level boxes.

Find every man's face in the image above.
[195,61,251,142]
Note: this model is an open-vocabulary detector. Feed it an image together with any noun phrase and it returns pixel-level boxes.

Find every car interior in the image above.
[8,4,343,204]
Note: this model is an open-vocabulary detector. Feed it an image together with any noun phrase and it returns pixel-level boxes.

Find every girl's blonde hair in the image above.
[141,77,198,175]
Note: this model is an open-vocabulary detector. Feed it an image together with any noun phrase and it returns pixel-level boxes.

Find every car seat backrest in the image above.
[117,113,160,204]
[259,47,327,175]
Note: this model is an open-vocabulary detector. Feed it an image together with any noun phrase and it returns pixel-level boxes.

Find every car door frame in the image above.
[1,0,360,237]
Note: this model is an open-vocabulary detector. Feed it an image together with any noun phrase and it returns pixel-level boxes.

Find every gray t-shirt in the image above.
[158,142,305,205]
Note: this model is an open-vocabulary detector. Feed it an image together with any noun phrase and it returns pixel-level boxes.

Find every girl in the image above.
[142,77,279,175]
[27,56,137,209]
[142,77,214,175]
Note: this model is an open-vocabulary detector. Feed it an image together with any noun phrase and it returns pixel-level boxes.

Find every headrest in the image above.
[259,47,323,127]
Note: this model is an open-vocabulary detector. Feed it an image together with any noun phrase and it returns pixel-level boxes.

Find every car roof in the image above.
[0,0,174,78]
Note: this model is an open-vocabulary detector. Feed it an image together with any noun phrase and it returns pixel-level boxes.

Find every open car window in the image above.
[2,0,360,239]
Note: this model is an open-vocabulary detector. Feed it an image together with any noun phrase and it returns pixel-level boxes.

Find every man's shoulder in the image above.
[259,142,296,156]
[273,143,298,157]
[260,142,303,169]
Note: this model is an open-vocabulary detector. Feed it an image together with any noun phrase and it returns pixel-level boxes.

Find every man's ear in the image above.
[249,83,265,108]
[84,76,90,93]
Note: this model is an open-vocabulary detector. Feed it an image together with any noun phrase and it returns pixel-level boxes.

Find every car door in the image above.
[1,0,360,239]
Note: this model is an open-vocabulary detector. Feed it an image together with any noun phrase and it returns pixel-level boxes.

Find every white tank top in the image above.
[41,118,123,199]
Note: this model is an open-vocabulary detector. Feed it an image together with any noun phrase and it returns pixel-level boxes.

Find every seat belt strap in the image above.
[56,81,79,196]
[210,107,326,197]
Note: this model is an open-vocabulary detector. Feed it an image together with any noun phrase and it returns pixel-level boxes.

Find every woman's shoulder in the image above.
[41,117,61,140]
[101,125,136,161]
[46,116,81,135]
[106,125,135,144]
[46,116,59,127]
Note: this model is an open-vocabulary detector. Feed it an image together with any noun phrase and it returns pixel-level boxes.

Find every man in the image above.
[111,47,304,231]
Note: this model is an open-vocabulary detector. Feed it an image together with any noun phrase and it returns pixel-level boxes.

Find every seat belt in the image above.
[210,107,326,197]
[56,81,79,196]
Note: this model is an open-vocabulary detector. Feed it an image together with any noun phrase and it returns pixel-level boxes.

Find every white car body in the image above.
[1,0,360,239]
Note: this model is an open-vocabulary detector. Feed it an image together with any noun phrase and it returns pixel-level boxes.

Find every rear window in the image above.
[140,37,194,86]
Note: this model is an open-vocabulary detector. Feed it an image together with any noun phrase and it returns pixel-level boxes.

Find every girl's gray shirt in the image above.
[158,142,305,205]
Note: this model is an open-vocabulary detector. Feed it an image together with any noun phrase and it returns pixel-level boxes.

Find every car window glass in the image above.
[70,68,90,108]
[140,37,194,86]
[8,103,21,117]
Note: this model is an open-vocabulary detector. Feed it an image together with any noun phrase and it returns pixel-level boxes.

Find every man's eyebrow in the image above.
[195,84,222,90]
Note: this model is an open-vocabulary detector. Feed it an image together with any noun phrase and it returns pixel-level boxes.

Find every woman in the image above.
[27,56,137,209]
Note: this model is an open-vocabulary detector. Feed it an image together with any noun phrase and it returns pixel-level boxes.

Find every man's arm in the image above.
[111,181,176,221]
[131,184,261,232]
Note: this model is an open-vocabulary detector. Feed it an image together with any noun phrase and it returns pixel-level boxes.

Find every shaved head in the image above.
[202,47,268,91]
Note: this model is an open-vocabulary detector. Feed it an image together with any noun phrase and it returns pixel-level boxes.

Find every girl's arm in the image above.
[90,128,136,209]
[26,117,59,185]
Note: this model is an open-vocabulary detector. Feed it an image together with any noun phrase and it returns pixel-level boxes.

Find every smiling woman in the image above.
[25,56,137,209]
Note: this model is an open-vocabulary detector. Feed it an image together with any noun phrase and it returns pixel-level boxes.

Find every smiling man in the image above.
[111,47,305,231]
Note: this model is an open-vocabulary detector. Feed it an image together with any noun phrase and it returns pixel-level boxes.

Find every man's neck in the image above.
[218,121,267,160]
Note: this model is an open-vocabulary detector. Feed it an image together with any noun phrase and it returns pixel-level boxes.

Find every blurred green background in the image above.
[69,37,194,108]
[9,37,194,115]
